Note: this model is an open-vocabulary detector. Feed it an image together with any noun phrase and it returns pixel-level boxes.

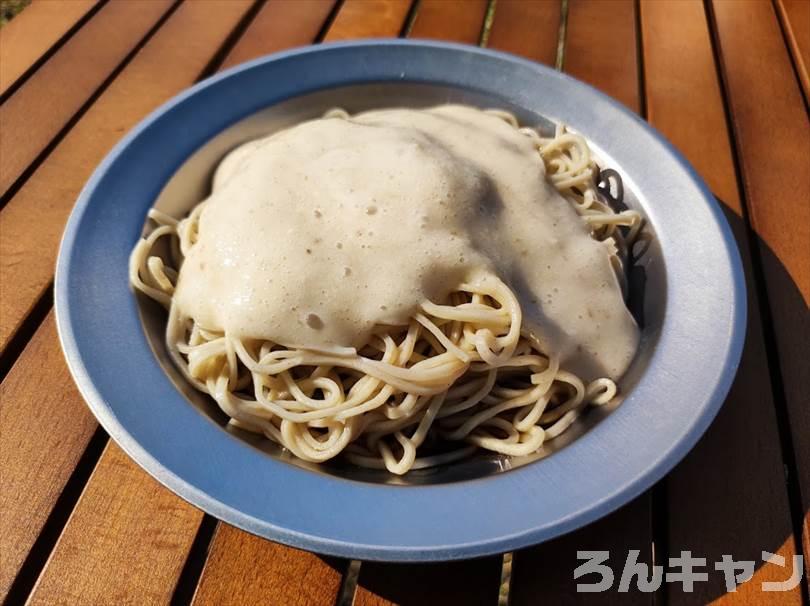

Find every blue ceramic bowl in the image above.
[55,40,745,561]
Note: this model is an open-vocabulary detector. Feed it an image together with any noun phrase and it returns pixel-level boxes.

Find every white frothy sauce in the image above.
[174,106,639,380]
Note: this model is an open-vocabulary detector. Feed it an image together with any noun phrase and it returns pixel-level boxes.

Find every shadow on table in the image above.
[503,202,809,605]
[349,554,503,606]
[191,202,807,606]
[305,203,808,606]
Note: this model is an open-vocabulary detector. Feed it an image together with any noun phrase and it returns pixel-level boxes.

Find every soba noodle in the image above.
[130,106,642,474]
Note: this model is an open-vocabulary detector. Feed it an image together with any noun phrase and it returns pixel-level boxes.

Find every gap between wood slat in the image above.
[190,526,346,606]
[408,0,488,43]
[335,560,362,606]
[324,0,413,41]
[0,0,180,206]
[152,7,319,602]
[0,284,51,383]
[506,3,653,605]
[2,2,265,603]
[319,0,349,43]
[185,2,409,602]
[484,0,561,66]
[339,3,503,603]
[640,1,804,602]
[0,0,265,380]
[168,4,348,604]
[194,0,268,80]
[556,0,569,70]
[0,312,102,600]
[633,5,664,601]
[0,2,716,605]
[634,0,647,120]
[642,2,798,604]
[650,480,668,606]
[217,0,341,71]
[488,6,519,603]
[0,0,103,101]
[773,0,810,112]
[24,443,206,606]
[478,0,497,47]
[153,6,276,603]
[1,426,108,606]
[170,515,219,606]
[498,553,512,606]
[398,0,421,37]
[705,0,810,594]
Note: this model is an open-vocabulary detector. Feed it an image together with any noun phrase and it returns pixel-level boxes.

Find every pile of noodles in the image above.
[130,110,642,474]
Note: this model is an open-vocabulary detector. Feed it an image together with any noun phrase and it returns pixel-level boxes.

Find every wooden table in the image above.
[1,1,808,604]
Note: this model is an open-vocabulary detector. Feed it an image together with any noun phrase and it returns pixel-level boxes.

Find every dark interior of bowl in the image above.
[136,83,666,485]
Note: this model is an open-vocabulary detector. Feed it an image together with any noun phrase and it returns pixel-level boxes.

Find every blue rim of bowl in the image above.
[54,39,746,561]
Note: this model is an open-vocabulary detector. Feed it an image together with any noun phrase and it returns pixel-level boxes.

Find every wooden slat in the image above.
[642,1,805,602]
[26,443,204,605]
[324,0,412,40]
[486,0,561,64]
[642,0,738,208]
[409,0,488,43]
[341,2,507,601]
[1,1,256,602]
[182,5,361,604]
[712,0,810,586]
[711,0,810,302]
[191,2,501,601]
[196,0,502,593]
[219,0,336,71]
[775,0,810,102]
[0,0,250,357]
[0,0,175,198]
[0,313,97,598]
[564,0,639,112]
[192,525,343,606]
[354,557,502,606]
[492,2,652,603]
[0,0,99,96]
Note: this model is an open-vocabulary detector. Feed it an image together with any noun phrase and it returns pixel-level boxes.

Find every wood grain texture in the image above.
[775,0,810,101]
[564,0,639,112]
[409,0,488,43]
[0,0,253,358]
[324,0,412,40]
[0,2,255,601]
[2,3,806,606]
[486,0,561,64]
[339,3,511,600]
[0,0,174,198]
[712,0,810,585]
[184,5,359,604]
[0,313,97,598]
[354,557,502,606]
[192,525,343,606]
[0,0,99,96]
[494,6,647,591]
[191,3,494,601]
[219,0,337,70]
[642,1,805,602]
[503,2,651,603]
[712,0,810,302]
[25,443,204,605]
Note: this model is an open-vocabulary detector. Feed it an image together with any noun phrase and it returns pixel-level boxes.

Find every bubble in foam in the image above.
[305,313,324,329]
